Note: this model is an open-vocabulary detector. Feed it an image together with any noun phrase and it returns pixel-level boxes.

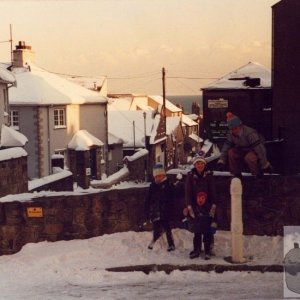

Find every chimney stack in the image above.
[13,41,35,67]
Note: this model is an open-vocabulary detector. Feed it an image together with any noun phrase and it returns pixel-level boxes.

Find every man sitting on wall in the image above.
[216,112,272,178]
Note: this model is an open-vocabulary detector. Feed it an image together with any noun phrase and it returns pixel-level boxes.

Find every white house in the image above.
[3,41,108,179]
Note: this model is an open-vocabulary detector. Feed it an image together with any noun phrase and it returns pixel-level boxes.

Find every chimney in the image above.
[12,41,35,67]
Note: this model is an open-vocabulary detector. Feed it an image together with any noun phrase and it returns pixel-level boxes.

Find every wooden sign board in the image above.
[27,207,43,218]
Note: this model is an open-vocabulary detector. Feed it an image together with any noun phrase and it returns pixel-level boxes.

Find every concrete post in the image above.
[230,177,245,263]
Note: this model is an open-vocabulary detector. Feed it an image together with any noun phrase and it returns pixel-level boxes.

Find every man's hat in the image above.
[226,112,242,129]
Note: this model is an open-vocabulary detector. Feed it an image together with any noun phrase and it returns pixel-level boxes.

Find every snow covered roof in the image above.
[186,113,199,121]
[166,116,181,135]
[60,75,107,97]
[202,62,271,90]
[68,130,104,151]
[0,125,28,147]
[108,110,153,148]
[108,132,124,145]
[107,96,133,111]
[149,114,166,145]
[2,63,108,105]
[189,132,203,143]
[148,95,182,113]
[0,65,16,84]
[181,114,198,127]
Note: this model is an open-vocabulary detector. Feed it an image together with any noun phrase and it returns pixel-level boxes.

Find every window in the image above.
[54,108,66,128]
[10,110,19,130]
[3,89,8,114]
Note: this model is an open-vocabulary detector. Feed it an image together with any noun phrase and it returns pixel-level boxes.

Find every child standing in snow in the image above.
[188,191,216,260]
[185,154,218,259]
[144,164,175,252]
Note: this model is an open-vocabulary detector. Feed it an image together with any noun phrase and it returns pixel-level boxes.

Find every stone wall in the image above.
[0,174,300,255]
[0,156,28,198]
[29,173,74,193]
[0,187,146,255]
[124,152,147,182]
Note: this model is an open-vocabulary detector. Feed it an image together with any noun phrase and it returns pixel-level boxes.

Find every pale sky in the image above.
[0,0,279,95]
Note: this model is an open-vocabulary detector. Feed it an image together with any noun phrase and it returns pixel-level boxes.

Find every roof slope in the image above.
[149,95,182,113]
[2,64,108,105]
[0,65,16,84]
[202,62,271,90]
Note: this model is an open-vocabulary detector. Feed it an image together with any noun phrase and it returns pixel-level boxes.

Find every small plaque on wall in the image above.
[86,168,91,176]
[27,207,43,218]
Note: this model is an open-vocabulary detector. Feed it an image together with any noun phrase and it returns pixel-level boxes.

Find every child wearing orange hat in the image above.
[186,191,217,260]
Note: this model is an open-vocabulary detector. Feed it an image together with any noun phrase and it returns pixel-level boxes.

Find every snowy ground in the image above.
[0,229,287,299]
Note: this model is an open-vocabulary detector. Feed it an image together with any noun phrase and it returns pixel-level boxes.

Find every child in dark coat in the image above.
[144,164,175,252]
[188,191,217,260]
[185,154,218,258]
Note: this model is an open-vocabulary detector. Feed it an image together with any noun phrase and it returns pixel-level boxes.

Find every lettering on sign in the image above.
[208,98,228,109]
[209,121,228,138]
[27,207,43,218]
[86,168,91,176]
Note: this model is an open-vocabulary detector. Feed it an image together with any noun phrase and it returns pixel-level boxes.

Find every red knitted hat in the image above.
[226,112,242,129]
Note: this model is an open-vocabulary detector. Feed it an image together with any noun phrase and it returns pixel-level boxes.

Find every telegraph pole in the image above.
[162,67,166,118]
[10,24,13,64]
[0,24,13,64]
[162,67,167,167]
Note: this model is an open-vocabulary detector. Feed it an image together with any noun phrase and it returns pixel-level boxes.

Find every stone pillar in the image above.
[230,177,245,263]
[68,150,77,181]
[51,155,64,173]
[76,150,90,189]
[94,147,102,180]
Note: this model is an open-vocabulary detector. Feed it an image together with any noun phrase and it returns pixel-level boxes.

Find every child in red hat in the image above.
[186,191,217,260]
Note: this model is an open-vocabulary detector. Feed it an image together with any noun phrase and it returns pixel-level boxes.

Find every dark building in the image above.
[202,62,272,143]
[272,0,300,174]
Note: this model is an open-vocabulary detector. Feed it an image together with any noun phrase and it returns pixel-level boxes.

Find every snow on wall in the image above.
[123,149,148,162]
[28,169,72,191]
[0,147,27,162]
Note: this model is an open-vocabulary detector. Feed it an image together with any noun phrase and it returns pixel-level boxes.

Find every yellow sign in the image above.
[27,207,43,218]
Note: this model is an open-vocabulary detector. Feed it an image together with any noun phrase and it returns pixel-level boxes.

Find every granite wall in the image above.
[0,175,299,255]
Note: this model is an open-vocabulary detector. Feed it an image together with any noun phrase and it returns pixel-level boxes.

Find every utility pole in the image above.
[162,67,166,119]
[133,120,136,153]
[0,25,13,64]
[162,67,167,167]
[10,24,13,64]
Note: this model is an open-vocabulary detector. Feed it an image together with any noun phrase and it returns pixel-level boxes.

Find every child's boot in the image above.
[189,250,200,259]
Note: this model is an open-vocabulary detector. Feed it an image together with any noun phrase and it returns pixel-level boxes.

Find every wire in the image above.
[109,70,160,80]
[167,76,218,80]
[172,77,200,94]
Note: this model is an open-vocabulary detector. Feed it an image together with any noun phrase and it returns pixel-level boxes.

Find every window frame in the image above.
[54,108,66,129]
[10,109,20,130]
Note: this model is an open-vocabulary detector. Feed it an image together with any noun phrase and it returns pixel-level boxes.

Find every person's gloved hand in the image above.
[187,205,195,218]
[215,159,225,171]
[209,204,217,218]
[210,222,217,235]
[262,163,273,174]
